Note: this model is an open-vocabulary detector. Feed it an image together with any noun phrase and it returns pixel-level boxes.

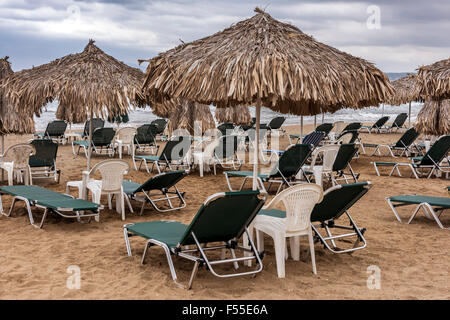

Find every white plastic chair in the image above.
[252,184,323,278]
[113,127,137,159]
[0,143,36,185]
[82,159,130,220]
[304,144,340,186]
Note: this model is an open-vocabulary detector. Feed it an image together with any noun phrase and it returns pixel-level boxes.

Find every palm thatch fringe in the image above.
[215,105,251,125]
[0,56,35,134]
[1,40,146,120]
[415,99,450,136]
[141,7,393,115]
[387,73,421,105]
[416,57,450,101]
[166,98,215,136]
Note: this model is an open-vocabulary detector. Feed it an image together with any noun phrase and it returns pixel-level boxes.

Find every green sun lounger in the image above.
[364,128,420,157]
[122,170,187,214]
[123,190,266,289]
[360,116,390,133]
[258,182,371,254]
[0,185,102,229]
[372,135,450,178]
[224,144,313,193]
[386,194,450,229]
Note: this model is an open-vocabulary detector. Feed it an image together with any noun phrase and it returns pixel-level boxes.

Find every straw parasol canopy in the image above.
[2,40,146,120]
[215,105,252,125]
[150,98,178,119]
[165,98,215,135]
[416,57,450,101]
[141,8,393,115]
[415,99,450,136]
[387,73,420,106]
[0,56,35,134]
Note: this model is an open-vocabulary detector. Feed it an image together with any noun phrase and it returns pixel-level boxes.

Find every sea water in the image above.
[34,73,422,131]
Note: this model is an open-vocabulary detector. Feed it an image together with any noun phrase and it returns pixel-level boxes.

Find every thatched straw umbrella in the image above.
[215,105,251,125]
[141,8,393,189]
[415,99,450,136]
[1,40,146,169]
[388,73,421,127]
[153,98,215,136]
[416,57,450,101]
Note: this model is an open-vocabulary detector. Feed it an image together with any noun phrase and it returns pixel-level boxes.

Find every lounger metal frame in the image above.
[123,192,265,289]
[372,156,450,179]
[386,197,449,230]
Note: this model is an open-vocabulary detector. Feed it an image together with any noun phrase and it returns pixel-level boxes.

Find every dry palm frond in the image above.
[387,73,421,105]
[415,99,450,136]
[141,8,393,115]
[215,105,251,125]
[416,57,450,101]
[1,40,146,121]
[0,56,35,134]
[166,98,215,135]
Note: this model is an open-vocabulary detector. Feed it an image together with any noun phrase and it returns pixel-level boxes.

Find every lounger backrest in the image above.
[214,135,239,159]
[133,170,187,193]
[336,130,358,144]
[420,135,450,166]
[150,119,167,135]
[269,144,312,178]
[46,120,67,137]
[268,116,286,130]
[394,127,419,148]
[92,127,115,146]
[83,118,105,137]
[217,122,235,136]
[332,143,358,172]
[302,131,325,148]
[343,122,361,132]
[135,124,157,145]
[29,139,58,168]
[160,136,191,162]
[392,113,408,128]
[178,190,265,246]
[373,116,389,128]
[315,123,334,135]
[310,182,371,222]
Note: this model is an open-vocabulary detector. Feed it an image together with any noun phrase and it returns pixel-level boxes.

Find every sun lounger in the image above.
[123,190,266,289]
[123,170,187,214]
[224,144,312,193]
[134,124,159,153]
[81,118,105,139]
[289,131,326,146]
[372,135,450,178]
[261,116,286,135]
[34,120,68,144]
[133,136,192,173]
[0,185,102,228]
[386,194,450,229]
[150,118,168,140]
[29,139,61,183]
[364,127,420,157]
[360,116,390,133]
[257,182,371,254]
[382,113,408,132]
[72,127,116,157]
[315,123,334,136]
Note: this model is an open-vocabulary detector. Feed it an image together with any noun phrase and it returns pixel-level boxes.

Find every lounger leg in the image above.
[38,208,49,229]
[125,195,134,213]
[187,261,200,290]
[373,163,381,176]
[386,198,403,223]
[410,165,419,179]
[145,240,183,289]
[123,225,133,256]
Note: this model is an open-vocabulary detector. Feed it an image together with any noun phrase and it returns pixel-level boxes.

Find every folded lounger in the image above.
[123,190,266,289]
[360,116,390,133]
[372,135,450,178]
[0,185,102,229]
[364,127,420,157]
[386,194,450,229]
[122,170,187,214]
[257,182,371,254]
[133,136,192,173]
[224,144,313,193]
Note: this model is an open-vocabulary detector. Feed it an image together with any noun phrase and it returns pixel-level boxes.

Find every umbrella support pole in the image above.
[252,102,261,191]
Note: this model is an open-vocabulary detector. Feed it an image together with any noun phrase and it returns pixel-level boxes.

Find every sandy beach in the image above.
[0,123,448,300]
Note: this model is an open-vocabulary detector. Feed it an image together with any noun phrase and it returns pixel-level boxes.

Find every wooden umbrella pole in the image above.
[314,115,316,128]
[252,101,261,190]
[408,101,412,128]
[322,113,324,124]
[1,135,4,182]
[300,116,304,137]
[87,109,94,171]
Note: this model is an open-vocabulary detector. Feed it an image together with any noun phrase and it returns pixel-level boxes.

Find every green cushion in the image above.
[258,209,286,218]
[134,155,159,162]
[37,198,99,211]
[226,171,268,179]
[122,181,142,195]
[34,132,45,137]
[126,221,188,248]
[411,156,423,162]
[389,195,450,208]
[73,140,88,147]
[373,162,398,166]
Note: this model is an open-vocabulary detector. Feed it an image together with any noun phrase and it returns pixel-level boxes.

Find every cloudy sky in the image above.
[0,0,449,73]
